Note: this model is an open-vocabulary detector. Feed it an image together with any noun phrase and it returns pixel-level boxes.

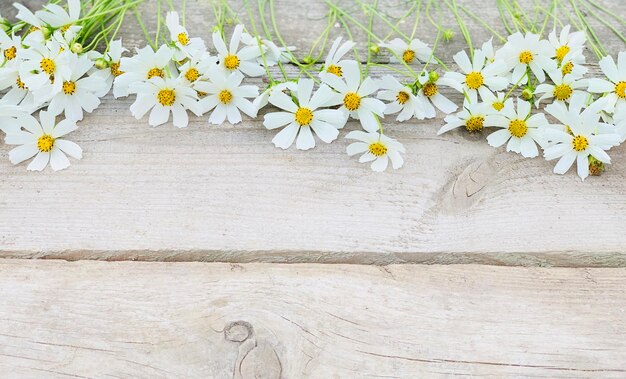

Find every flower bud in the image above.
[521,87,534,101]
[428,71,439,82]
[443,29,454,42]
[589,156,604,176]
[71,42,83,54]
[302,56,314,65]
[42,27,52,39]
[369,44,380,54]
[94,58,108,70]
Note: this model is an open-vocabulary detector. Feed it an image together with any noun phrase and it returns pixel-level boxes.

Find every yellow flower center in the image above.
[561,61,574,75]
[327,64,343,77]
[615,81,626,99]
[37,134,55,152]
[16,76,26,90]
[147,67,164,79]
[177,33,189,45]
[197,90,207,97]
[553,84,573,101]
[572,135,588,151]
[465,116,484,132]
[518,50,534,64]
[224,54,240,70]
[111,62,123,77]
[402,49,415,64]
[492,101,504,111]
[422,82,438,97]
[555,45,570,62]
[157,89,176,106]
[508,119,528,138]
[4,46,16,61]
[40,58,55,75]
[61,24,71,33]
[295,107,314,126]
[62,81,76,95]
[465,71,484,90]
[219,89,233,104]
[185,68,200,82]
[368,142,388,157]
[396,91,410,104]
[343,92,361,111]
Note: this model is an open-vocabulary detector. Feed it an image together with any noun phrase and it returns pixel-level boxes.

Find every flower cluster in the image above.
[437,27,625,180]
[0,0,137,171]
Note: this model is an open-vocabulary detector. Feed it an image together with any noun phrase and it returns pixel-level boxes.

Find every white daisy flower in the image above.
[13,3,46,45]
[548,25,585,65]
[0,29,23,64]
[535,70,588,106]
[495,32,557,84]
[320,60,385,132]
[195,70,258,125]
[213,25,264,77]
[241,32,294,66]
[484,98,548,157]
[587,52,626,112]
[129,76,200,128]
[544,97,621,180]
[480,89,508,113]
[481,38,497,63]
[5,111,82,171]
[165,12,206,61]
[380,38,433,65]
[253,81,297,111]
[320,37,355,77]
[19,40,72,104]
[437,98,494,135]
[47,54,106,121]
[346,131,406,172]
[264,79,346,150]
[559,51,587,78]
[444,49,509,100]
[89,39,128,97]
[114,45,174,98]
[0,58,38,112]
[377,75,426,121]
[35,0,82,40]
[416,71,458,118]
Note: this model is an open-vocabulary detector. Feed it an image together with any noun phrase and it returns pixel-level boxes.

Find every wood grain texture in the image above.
[0,259,625,378]
[0,1,625,265]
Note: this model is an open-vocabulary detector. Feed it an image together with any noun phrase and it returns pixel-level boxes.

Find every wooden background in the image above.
[0,0,625,377]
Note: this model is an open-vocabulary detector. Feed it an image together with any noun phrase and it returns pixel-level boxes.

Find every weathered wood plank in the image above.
[0,1,624,265]
[0,260,625,378]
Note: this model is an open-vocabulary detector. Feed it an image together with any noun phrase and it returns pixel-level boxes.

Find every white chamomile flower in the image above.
[213,25,264,77]
[0,29,23,64]
[0,59,38,112]
[253,81,297,111]
[495,32,557,84]
[19,40,72,104]
[380,38,433,64]
[481,38,497,63]
[559,52,587,78]
[47,54,106,121]
[535,70,588,106]
[484,98,548,157]
[416,71,458,117]
[114,45,174,98]
[13,3,46,45]
[346,131,405,172]
[544,97,621,180]
[129,76,200,128]
[241,32,294,66]
[587,52,626,112]
[480,89,508,113]
[437,99,494,135]
[0,102,26,134]
[548,25,585,65]
[5,111,82,171]
[90,39,127,97]
[165,12,206,61]
[320,60,385,132]
[35,0,82,39]
[320,37,355,78]
[377,75,426,121]
[444,49,509,100]
[195,70,258,125]
[264,79,346,150]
